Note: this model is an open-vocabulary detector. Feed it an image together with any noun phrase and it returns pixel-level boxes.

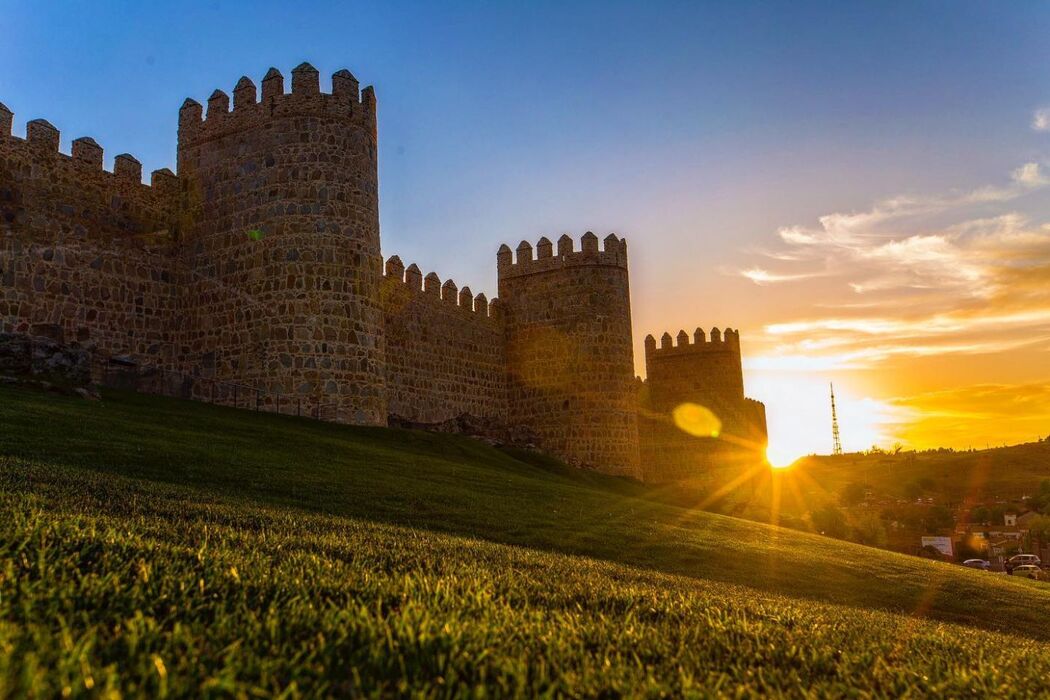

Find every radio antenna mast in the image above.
[831,383,843,456]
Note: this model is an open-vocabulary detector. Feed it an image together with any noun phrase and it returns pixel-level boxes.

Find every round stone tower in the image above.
[497,232,641,477]
[176,63,385,424]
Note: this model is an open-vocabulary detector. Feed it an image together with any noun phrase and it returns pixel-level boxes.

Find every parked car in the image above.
[1008,554,1042,568]
[1013,564,1043,580]
[962,559,990,570]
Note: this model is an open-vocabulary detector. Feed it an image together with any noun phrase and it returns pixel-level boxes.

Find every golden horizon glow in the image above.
[750,370,1050,463]
[637,163,1050,462]
[748,372,902,465]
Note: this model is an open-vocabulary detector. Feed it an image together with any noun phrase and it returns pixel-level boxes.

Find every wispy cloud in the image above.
[739,267,826,285]
[1011,161,1048,186]
[740,164,1050,372]
[758,163,1048,258]
[1033,107,1050,132]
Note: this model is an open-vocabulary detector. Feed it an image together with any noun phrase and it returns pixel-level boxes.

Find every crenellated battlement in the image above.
[0,109,178,194]
[383,255,500,321]
[644,324,747,418]
[644,327,740,357]
[0,102,11,136]
[1,59,765,483]
[0,105,179,247]
[496,232,628,279]
[177,63,377,147]
[498,229,639,477]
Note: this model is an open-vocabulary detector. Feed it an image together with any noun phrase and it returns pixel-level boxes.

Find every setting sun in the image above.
[745,371,901,464]
[765,446,797,469]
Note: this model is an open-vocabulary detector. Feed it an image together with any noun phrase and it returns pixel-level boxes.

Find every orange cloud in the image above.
[738,168,1050,372]
[734,164,1050,456]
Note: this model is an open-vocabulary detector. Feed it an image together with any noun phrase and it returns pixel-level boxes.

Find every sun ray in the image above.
[694,463,770,512]
[769,467,784,528]
[788,463,838,504]
[783,473,809,520]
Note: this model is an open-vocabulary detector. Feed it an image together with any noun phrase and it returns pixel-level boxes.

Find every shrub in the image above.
[811,504,850,539]
[840,481,868,507]
[852,513,888,547]
[926,505,955,531]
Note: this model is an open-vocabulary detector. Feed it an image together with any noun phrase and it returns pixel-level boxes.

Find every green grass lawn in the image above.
[3,386,1050,697]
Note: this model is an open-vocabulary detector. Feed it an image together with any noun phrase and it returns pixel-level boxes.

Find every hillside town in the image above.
[808,444,1050,575]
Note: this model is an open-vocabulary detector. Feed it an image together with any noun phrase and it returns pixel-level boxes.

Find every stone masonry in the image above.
[499,234,640,477]
[0,63,766,481]
[639,328,768,481]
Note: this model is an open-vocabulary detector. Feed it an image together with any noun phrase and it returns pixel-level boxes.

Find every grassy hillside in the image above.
[661,441,1050,535]
[794,443,1050,503]
[3,386,1050,696]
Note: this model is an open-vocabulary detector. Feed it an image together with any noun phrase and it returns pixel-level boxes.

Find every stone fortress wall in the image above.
[498,234,640,477]
[639,328,768,481]
[0,62,765,482]
[175,64,386,425]
[381,255,507,424]
[0,103,182,368]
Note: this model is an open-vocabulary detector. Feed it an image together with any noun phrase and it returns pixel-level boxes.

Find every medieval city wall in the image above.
[0,106,182,363]
[0,105,179,244]
[639,328,767,482]
[0,239,181,366]
[644,327,745,410]
[0,64,768,482]
[175,65,386,424]
[381,255,506,423]
[498,233,640,477]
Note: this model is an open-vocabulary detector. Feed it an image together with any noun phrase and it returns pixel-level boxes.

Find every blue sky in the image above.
[3,1,1050,457]
[3,2,1046,278]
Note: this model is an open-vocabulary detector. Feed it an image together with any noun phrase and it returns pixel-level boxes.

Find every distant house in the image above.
[1017,511,1040,528]
[961,525,1026,541]
[955,511,1035,558]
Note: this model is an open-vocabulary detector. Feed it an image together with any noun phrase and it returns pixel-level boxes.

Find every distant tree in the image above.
[900,508,925,531]
[990,505,1011,525]
[892,442,904,455]
[926,505,954,532]
[811,504,849,539]
[1029,515,1050,546]
[840,481,868,507]
[903,481,923,500]
[852,513,887,546]
[1027,489,1050,515]
[970,506,991,525]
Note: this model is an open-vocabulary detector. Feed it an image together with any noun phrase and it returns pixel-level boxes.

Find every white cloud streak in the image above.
[739,267,827,285]
[740,163,1050,370]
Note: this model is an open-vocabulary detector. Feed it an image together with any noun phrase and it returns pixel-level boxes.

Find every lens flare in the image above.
[672,402,722,438]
